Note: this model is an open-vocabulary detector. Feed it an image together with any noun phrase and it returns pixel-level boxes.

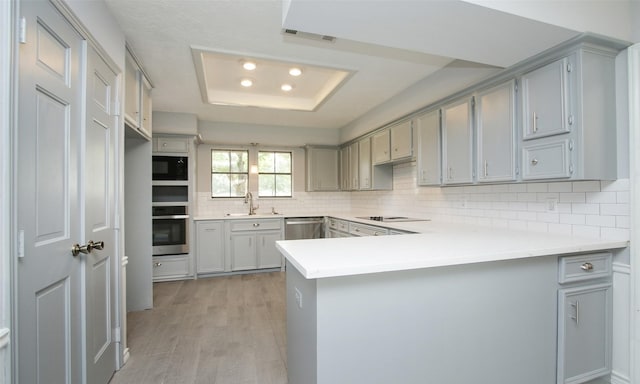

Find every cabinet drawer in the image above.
[559,253,612,284]
[349,223,388,237]
[327,218,348,232]
[156,137,189,153]
[522,139,571,180]
[152,256,190,278]
[229,219,282,232]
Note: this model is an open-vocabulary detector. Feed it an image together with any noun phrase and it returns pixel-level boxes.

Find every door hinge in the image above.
[114,96,121,117]
[114,327,121,343]
[567,63,573,73]
[514,79,518,93]
[19,17,26,44]
[17,230,24,258]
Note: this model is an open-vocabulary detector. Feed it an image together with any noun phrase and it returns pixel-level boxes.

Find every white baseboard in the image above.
[0,328,9,350]
[121,347,130,366]
[610,370,631,384]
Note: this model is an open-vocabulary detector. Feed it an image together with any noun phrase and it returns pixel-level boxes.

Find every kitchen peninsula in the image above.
[276,219,628,384]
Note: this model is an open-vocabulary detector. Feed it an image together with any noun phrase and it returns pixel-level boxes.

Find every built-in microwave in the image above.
[152,156,188,181]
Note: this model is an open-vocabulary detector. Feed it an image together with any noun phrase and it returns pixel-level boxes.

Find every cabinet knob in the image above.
[154,262,162,267]
[531,158,538,166]
[253,223,260,227]
[580,262,594,271]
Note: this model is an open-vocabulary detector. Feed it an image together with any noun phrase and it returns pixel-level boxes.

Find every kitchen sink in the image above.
[356,216,430,222]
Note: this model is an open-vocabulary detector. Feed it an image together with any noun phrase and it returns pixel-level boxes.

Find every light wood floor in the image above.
[109,271,288,384]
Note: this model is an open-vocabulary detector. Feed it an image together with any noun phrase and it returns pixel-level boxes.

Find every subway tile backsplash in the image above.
[196,161,630,241]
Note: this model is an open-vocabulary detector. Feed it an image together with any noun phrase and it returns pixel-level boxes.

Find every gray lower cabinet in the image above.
[349,222,388,237]
[227,218,284,271]
[196,220,225,274]
[326,217,349,238]
[557,253,612,384]
[152,255,191,281]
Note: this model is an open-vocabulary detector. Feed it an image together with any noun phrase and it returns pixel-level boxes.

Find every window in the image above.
[211,150,248,197]
[258,151,292,197]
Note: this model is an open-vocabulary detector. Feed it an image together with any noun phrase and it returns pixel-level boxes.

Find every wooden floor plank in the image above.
[110,271,288,384]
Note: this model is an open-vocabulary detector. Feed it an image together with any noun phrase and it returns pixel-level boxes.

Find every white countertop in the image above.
[276,219,628,279]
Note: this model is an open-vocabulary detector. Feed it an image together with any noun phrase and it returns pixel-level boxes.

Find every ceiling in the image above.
[104,0,587,130]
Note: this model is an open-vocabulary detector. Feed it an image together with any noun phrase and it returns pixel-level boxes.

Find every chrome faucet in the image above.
[245,192,259,215]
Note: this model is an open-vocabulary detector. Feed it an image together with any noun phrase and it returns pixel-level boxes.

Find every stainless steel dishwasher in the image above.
[284,217,325,240]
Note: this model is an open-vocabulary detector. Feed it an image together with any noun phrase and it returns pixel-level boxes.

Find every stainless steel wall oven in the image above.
[152,205,189,256]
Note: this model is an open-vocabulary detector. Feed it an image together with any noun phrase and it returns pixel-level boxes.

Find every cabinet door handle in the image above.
[531,158,538,166]
[581,262,594,271]
[484,160,488,177]
[532,112,538,133]
[570,301,579,325]
[253,223,260,227]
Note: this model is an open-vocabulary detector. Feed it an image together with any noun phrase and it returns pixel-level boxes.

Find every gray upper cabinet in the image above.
[358,138,372,190]
[390,120,413,160]
[124,48,152,140]
[520,46,618,181]
[340,146,350,191]
[305,146,340,191]
[154,136,190,153]
[349,141,359,190]
[339,143,359,191]
[416,110,441,186]
[476,80,517,183]
[442,97,473,185]
[359,137,393,191]
[372,120,413,165]
[372,129,390,164]
[521,56,571,140]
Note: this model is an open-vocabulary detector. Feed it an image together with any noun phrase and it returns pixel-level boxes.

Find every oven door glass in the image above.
[152,218,188,255]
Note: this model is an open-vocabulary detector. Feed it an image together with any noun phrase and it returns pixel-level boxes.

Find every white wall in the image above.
[353,163,630,241]
[194,142,351,218]
[199,120,341,147]
[463,0,637,44]
[153,111,198,135]
[340,60,501,143]
[64,0,125,70]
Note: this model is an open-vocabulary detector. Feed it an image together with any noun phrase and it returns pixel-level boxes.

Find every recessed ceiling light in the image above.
[281,84,293,92]
[243,61,256,71]
[240,79,253,87]
[289,67,302,77]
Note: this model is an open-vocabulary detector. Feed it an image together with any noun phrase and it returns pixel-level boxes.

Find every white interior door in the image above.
[17,0,84,382]
[84,45,117,384]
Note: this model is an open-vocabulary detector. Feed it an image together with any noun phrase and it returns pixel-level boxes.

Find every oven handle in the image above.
[152,215,190,219]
